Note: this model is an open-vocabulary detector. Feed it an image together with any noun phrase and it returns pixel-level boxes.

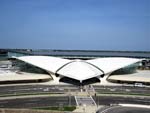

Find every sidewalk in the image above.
[73,105,102,113]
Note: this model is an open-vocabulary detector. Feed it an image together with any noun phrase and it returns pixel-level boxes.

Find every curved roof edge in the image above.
[13,56,142,82]
[14,56,71,74]
[87,57,142,74]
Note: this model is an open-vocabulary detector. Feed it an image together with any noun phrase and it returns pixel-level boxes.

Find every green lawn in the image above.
[33,106,76,111]
[97,91,150,96]
[0,92,64,97]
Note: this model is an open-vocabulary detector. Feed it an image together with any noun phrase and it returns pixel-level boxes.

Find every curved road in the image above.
[94,96,150,106]
[97,106,150,113]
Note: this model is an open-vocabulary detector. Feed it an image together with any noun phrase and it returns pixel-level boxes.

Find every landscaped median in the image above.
[32,106,76,112]
[96,92,150,97]
[1,91,150,98]
[0,108,76,113]
[0,92,65,98]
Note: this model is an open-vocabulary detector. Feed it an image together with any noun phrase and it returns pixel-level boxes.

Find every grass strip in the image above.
[97,92,150,96]
[0,92,64,97]
[32,106,76,111]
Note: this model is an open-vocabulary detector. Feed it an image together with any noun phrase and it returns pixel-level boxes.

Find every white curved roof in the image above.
[14,56,142,81]
[15,56,71,73]
[87,57,141,74]
[57,61,103,81]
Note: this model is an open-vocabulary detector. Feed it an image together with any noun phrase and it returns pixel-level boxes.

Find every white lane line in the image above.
[101,106,121,113]
[74,96,79,106]
[135,99,150,103]
[119,104,150,108]
[9,89,31,91]
[90,95,97,106]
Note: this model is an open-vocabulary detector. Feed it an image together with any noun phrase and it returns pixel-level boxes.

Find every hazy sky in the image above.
[0,0,149,51]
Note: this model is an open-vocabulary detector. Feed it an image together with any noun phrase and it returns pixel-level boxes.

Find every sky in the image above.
[0,0,150,51]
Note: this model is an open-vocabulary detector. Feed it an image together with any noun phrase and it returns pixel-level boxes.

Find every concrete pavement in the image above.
[73,105,102,113]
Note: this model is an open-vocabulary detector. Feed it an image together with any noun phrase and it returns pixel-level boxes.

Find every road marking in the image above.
[75,96,97,106]
[136,99,150,103]
[101,106,121,113]
[90,95,97,106]
[119,104,150,108]
[9,88,31,91]
[74,96,79,106]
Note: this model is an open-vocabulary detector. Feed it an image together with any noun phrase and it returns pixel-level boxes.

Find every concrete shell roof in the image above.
[15,56,71,73]
[87,57,141,74]
[57,60,103,81]
[14,56,142,81]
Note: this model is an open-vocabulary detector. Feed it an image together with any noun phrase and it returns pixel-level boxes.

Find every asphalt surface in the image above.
[94,96,150,106]
[0,85,80,95]
[93,85,150,95]
[0,84,150,109]
[97,106,150,113]
[0,96,76,108]
[0,96,150,108]
[0,85,150,95]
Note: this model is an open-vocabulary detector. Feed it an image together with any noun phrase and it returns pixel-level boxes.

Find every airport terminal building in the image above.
[0,49,150,85]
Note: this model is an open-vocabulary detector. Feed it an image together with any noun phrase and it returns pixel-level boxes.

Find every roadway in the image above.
[0,85,80,95]
[0,96,76,108]
[94,96,150,106]
[93,85,150,95]
[0,85,150,95]
[0,85,150,109]
[0,95,150,108]
[97,106,150,113]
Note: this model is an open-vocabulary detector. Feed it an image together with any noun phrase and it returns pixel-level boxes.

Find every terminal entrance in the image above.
[59,76,100,86]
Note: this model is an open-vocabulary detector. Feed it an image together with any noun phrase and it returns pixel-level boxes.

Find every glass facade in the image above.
[7,52,27,58]
[111,63,139,75]
[13,60,49,74]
